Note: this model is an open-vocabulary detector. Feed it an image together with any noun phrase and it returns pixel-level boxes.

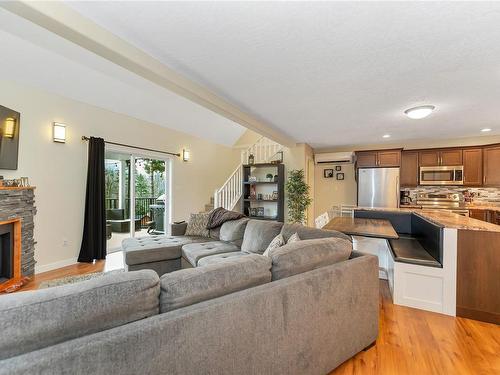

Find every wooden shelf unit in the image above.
[242,163,284,222]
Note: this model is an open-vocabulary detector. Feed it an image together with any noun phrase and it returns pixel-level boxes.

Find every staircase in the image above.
[211,137,285,211]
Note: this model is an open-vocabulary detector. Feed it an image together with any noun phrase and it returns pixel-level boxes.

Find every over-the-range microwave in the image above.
[419,166,464,185]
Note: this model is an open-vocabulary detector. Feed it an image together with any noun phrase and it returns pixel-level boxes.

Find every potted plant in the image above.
[266,173,274,182]
[285,169,312,224]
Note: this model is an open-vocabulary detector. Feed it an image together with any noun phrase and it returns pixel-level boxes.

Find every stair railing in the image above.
[241,136,283,164]
[214,137,284,211]
[214,164,243,210]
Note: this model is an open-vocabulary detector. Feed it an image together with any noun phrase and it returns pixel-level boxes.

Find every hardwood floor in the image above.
[332,281,500,375]
[19,251,124,292]
[16,256,500,374]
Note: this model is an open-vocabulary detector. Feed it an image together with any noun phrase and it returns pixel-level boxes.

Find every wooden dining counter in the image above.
[324,217,399,239]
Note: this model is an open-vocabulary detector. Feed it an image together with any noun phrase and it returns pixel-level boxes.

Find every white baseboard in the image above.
[35,257,78,274]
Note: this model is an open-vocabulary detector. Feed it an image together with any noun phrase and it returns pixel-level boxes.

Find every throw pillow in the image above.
[185,212,210,237]
[263,233,285,257]
[287,232,301,244]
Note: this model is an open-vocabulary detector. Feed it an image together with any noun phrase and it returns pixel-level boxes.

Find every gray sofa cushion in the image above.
[197,251,250,266]
[269,237,352,280]
[181,241,240,267]
[280,223,352,243]
[0,270,159,360]
[219,218,250,246]
[159,254,271,312]
[123,235,212,265]
[240,220,284,254]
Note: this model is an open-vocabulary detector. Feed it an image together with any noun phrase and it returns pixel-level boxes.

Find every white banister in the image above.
[215,137,285,211]
[214,164,243,211]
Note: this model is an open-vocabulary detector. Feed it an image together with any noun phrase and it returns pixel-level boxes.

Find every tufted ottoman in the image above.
[181,241,240,268]
[122,235,214,275]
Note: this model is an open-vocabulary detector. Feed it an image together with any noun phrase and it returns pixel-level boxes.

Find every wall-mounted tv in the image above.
[0,105,20,170]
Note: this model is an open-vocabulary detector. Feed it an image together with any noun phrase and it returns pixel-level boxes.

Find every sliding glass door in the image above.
[105,148,170,252]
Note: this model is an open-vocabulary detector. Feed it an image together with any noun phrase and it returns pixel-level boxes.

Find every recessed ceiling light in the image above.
[481,128,492,132]
[383,134,391,138]
[404,105,435,120]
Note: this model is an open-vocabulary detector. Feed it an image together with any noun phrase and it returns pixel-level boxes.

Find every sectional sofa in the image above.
[0,220,379,374]
[122,218,354,273]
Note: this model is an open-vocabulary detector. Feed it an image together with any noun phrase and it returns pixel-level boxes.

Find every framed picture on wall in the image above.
[335,166,342,171]
[336,172,345,180]
[324,169,334,178]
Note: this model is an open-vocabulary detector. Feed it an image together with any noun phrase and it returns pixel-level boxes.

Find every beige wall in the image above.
[0,80,240,272]
[313,135,500,220]
[314,162,357,218]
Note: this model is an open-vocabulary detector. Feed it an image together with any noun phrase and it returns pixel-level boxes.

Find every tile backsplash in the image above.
[401,187,500,204]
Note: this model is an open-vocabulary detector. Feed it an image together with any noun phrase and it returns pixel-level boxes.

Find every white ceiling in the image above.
[0,8,246,147]
[66,1,500,148]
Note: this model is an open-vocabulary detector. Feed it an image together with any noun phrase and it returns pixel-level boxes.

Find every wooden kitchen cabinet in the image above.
[463,148,483,186]
[419,150,440,166]
[469,209,488,221]
[400,151,419,187]
[356,151,378,167]
[419,148,463,166]
[440,149,463,165]
[483,145,500,186]
[356,149,401,168]
[377,150,401,167]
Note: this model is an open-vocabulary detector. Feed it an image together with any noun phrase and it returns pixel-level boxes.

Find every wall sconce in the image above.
[182,149,190,162]
[4,117,16,138]
[53,122,66,143]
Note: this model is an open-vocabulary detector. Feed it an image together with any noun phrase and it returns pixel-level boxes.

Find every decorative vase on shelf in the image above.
[248,154,255,165]
[266,173,273,182]
[273,175,278,182]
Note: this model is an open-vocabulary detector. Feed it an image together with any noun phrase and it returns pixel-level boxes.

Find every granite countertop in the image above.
[355,207,500,232]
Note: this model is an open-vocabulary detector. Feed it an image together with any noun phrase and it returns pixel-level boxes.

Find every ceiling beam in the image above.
[0,1,296,148]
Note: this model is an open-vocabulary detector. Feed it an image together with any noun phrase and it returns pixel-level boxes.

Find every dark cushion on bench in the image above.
[389,236,441,267]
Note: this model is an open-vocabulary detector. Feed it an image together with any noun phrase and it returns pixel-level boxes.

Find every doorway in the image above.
[104,147,171,252]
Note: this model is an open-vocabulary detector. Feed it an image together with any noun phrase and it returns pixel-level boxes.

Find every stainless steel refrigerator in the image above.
[357,167,400,208]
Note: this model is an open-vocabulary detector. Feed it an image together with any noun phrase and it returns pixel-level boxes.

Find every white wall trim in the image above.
[35,257,78,274]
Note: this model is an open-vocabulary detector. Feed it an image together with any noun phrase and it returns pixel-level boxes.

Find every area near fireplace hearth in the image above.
[0,187,36,293]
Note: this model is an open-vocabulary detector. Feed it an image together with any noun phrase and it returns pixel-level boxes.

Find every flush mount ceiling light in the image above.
[382,134,391,138]
[404,105,435,120]
[481,128,492,132]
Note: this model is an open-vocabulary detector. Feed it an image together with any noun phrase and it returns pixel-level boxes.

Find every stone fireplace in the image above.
[0,187,36,292]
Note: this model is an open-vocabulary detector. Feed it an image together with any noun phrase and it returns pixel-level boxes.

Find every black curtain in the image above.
[78,137,106,262]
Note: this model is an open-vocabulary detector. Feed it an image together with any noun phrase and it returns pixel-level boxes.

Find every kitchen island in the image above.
[349,207,500,325]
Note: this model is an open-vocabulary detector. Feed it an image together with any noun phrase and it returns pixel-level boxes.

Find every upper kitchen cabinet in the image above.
[419,150,440,166]
[463,148,483,186]
[356,149,401,168]
[441,149,463,165]
[483,144,500,186]
[356,151,378,167]
[378,150,401,167]
[419,149,463,166]
[400,151,419,187]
